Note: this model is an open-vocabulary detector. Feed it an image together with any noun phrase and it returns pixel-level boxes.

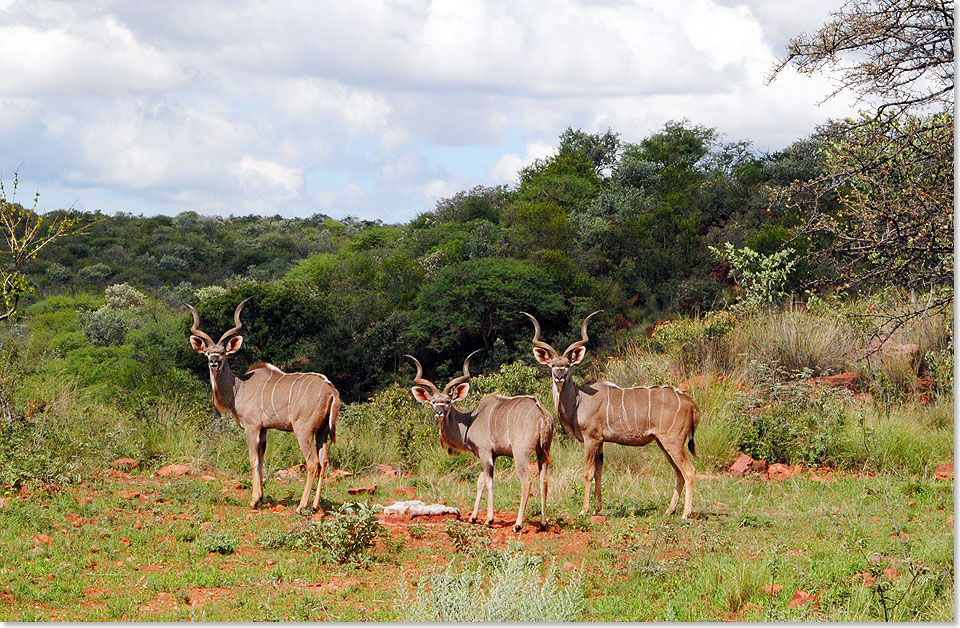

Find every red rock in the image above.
[589,515,607,524]
[275,469,301,482]
[0,497,8,509]
[35,534,54,545]
[199,521,212,531]
[807,372,861,393]
[738,602,763,616]
[330,469,353,478]
[112,458,139,470]
[883,567,900,580]
[134,521,143,530]
[118,490,141,499]
[729,453,754,476]
[767,463,794,480]
[157,464,190,477]
[947,515,953,527]
[119,537,130,545]
[934,463,953,480]
[562,561,576,572]
[347,484,377,495]
[760,584,783,597]
[787,590,817,610]
[854,571,877,587]
[678,374,710,392]
[377,463,398,477]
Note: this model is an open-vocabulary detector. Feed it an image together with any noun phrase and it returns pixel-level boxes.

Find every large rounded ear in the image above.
[532,347,553,365]
[450,383,470,402]
[189,335,208,353]
[225,335,243,355]
[567,345,587,365]
[411,386,432,404]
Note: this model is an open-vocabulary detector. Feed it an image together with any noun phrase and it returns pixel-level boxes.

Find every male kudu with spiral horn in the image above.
[187,299,340,515]
[521,311,701,519]
[406,350,554,531]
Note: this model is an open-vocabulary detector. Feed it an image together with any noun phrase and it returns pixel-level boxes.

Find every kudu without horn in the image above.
[406,350,554,531]
[521,310,701,519]
[188,299,340,514]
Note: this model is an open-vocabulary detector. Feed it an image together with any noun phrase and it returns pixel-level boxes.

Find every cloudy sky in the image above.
[0,0,860,222]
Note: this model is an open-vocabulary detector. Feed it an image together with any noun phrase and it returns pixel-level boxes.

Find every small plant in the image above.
[400,547,584,621]
[443,520,492,555]
[290,502,385,565]
[408,523,427,539]
[709,242,797,309]
[198,529,238,555]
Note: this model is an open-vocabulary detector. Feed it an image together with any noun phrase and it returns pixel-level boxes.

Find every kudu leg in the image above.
[312,439,328,511]
[514,458,531,532]
[538,456,549,529]
[655,439,683,515]
[594,444,604,515]
[244,426,264,508]
[469,470,486,524]
[295,431,321,515]
[670,445,697,520]
[257,428,267,496]
[581,439,602,516]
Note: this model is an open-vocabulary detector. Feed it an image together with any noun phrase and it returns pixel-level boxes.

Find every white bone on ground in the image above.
[382,500,460,517]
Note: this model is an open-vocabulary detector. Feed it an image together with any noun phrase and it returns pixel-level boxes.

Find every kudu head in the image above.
[187,299,250,375]
[521,310,603,391]
[406,350,482,421]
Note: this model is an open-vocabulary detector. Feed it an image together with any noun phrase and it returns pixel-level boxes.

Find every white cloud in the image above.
[489,142,557,184]
[0,0,863,221]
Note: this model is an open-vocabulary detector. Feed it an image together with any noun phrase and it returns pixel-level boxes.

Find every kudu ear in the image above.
[411,386,432,404]
[450,383,470,402]
[189,335,208,353]
[224,335,243,355]
[567,345,587,365]
[532,347,553,366]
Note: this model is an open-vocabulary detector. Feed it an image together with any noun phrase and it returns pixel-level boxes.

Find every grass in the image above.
[0,455,951,621]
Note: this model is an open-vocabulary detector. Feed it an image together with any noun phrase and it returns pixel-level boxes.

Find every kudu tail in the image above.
[327,391,340,445]
[687,405,701,457]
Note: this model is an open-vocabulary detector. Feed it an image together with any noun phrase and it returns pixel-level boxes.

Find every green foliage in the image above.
[286,502,385,566]
[78,307,131,347]
[197,529,239,555]
[734,361,850,466]
[400,547,584,622]
[709,243,797,308]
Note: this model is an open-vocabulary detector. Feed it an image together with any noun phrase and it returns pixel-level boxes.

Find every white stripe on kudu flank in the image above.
[670,389,681,431]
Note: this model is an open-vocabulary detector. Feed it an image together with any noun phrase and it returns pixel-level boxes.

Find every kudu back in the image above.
[187,299,340,514]
[521,311,701,519]
[407,351,554,531]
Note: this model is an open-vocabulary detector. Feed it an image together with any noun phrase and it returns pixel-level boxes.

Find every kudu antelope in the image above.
[187,299,340,515]
[521,311,701,519]
[406,351,553,531]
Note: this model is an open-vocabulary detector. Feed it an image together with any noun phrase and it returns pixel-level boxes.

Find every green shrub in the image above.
[288,502,385,565]
[649,310,737,375]
[104,283,147,310]
[78,307,132,347]
[734,361,851,466]
[400,547,584,622]
[198,529,238,555]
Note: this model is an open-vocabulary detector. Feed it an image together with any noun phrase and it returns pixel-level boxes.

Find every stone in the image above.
[787,590,817,610]
[760,584,783,597]
[330,469,353,478]
[118,490,141,499]
[377,463,398,477]
[767,463,794,480]
[807,372,861,393]
[112,458,139,470]
[729,453,754,476]
[589,515,607,524]
[35,534,54,545]
[347,484,377,495]
[157,464,190,477]
[934,463,953,480]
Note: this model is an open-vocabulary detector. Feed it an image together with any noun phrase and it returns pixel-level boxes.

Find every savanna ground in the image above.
[0,293,954,621]
[1,402,953,621]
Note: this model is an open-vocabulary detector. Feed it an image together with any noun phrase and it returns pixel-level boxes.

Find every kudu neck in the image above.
[210,362,240,413]
[440,406,477,455]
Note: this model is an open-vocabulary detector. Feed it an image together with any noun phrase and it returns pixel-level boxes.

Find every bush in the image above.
[198,529,238,555]
[104,283,147,310]
[78,308,131,347]
[287,502,385,565]
[400,547,584,622]
[733,361,851,466]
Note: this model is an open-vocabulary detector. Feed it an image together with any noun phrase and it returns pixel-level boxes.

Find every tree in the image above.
[767,0,954,332]
[0,173,84,321]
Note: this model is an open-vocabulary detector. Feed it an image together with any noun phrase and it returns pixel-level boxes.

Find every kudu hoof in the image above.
[512,524,522,533]
[483,519,494,527]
